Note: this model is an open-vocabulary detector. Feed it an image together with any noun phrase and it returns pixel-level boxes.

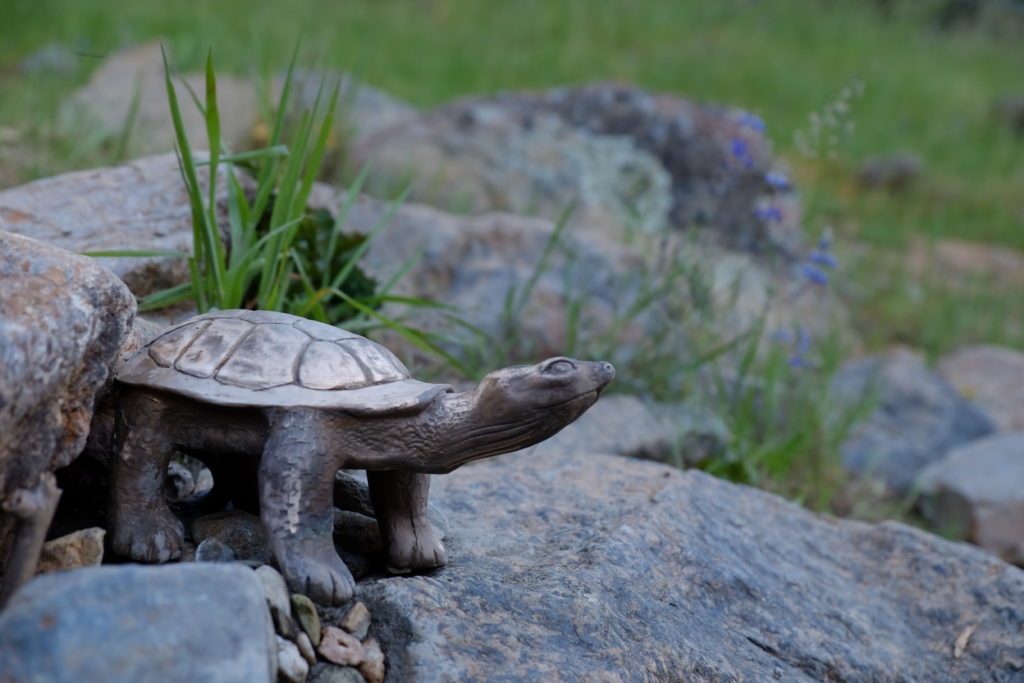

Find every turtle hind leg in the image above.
[368,470,446,574]
[260,409,354,606]
[108,392,184,563]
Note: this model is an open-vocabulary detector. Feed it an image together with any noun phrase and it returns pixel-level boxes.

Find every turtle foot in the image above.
[278,545,355,606]
[111,508,184,563]
[385,518,447,574]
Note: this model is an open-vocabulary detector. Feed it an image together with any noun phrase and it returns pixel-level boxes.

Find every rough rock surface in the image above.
[277,635,310,683]
[0,563,277,682]
[0,153,841,378]
[356,448,1024,681]
[315,185,845,372]
[919,431,1024,565]
[0,153,225,296]
[330,189,648,362]
[939,345,1024,432]
[35,527,105,574]
[191,510,268,562]
[833,348,995,493]
[542,394,728,467]
[353,82,802,254]
[0,231,135,582]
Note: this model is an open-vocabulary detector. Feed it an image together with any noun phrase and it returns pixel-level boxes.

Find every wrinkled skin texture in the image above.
[108,357,613,605]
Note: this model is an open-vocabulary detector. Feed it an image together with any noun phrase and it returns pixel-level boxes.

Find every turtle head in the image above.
[436,357,615,471]
[475,357,615,417]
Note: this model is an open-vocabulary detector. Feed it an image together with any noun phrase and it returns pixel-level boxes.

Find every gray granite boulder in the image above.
[833,348,996,493]
[0,152,845,386]
[57,41,416,160]
[0,230,134,597]
[0,153,227,296]
[357,448,1024,680]
[353,82,802,255]
[919,431,1024,565]
[327,188,649,364]
[939,344,1024,432]
[0,563,277,682]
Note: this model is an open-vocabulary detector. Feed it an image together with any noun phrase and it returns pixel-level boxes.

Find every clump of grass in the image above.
[87,46,466,371]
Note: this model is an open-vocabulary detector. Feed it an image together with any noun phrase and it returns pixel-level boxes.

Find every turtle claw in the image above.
[111,509,184,563]
[386,518,447,574]
[278,546,355,606]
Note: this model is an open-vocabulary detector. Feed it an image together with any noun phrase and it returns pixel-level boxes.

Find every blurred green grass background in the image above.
[1,0,1022,355]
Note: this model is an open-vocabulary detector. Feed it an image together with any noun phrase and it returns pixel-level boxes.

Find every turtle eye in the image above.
[542,358,576,376]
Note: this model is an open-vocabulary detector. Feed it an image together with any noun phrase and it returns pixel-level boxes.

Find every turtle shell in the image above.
[116,310,452,416]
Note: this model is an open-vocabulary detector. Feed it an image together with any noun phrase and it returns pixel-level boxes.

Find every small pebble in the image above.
[276,635,309,683]
[254,565,294,639]
[308,666,364,683]
[340,601,371,640]
[194,537,235,563]
[291,594,322,647]
[296,630,317,667]
[36,527,105,575]
[358,637,386,683]
[318,626,365,667]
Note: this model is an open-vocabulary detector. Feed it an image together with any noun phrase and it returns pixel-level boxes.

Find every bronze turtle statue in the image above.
[107,309,614,604]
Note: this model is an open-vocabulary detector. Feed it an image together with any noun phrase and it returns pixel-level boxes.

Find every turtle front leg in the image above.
[0,473,61,606]
[109,394,184,563]
[368,471,446,574]
[260,410,354,606]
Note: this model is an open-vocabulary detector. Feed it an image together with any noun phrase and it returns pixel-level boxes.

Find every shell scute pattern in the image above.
[144,310,410,393]
[174,317,252,379]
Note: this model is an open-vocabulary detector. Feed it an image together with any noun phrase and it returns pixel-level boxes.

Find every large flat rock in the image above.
[0,563,277,682]
[358,449,1024,681]
[0,153,221,296]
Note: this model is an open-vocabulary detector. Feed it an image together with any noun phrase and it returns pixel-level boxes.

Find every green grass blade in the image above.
[330,287,473,377]
[203,48,226,288]
[137,283,193,312]
[513,200,574,316]
[295,75,340,215]
[375,245,424,298]
[330,183,412,292]
[162,44,222,309]
[248,42,301,233]
[325,162,372,270]
[195,146,289,166]
[82,249,191,258]
[113,74,144,162]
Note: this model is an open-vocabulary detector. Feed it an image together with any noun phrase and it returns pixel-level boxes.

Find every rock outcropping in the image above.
[0,563,278,682]
[353,82,801,255]
[0,231,135,600]
[356,448,1024,681]
[833,348,995,493]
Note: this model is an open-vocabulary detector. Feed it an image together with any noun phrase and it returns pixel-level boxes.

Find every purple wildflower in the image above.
[754,205,783,222]
[817,232,833,250]
[800,264,829,286]
[808,250,839,268]
[796,326,812,354]
[764,171,790,189]
[739,112,766,133]
[781,326,812,369]
[730,138,755,169]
